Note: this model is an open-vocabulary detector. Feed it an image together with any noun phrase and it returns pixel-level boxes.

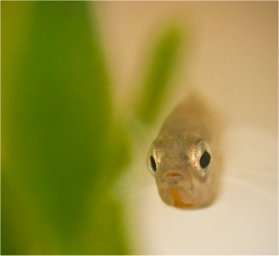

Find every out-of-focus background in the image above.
[2,1,278,255]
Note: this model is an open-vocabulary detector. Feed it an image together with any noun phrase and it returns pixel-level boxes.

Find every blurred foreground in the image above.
[2,2,182,254]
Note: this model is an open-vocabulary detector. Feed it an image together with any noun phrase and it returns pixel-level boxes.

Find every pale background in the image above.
[94,2,278,254]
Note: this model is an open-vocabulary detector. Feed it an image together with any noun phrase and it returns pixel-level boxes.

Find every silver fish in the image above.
[147,93,223,209]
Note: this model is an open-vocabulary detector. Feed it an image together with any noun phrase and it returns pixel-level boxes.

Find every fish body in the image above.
[147,93,223,209]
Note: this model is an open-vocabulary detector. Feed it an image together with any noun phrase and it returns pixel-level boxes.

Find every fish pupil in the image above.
[150,155,157,172]
[200,151,211,168]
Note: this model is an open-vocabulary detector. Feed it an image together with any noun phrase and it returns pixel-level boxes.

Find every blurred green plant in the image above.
[2,1,184,254]
[135,27,183,125]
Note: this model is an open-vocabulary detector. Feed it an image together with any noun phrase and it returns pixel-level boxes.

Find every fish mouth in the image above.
[165,172,183,178]
[170,187,193,208]
[158,184,194,209]
[157,172,195,208]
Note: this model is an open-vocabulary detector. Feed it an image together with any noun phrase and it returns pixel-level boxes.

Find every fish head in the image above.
[147,134,214,208]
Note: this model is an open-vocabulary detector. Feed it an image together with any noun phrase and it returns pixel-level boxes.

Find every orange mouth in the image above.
[171,188,193,208]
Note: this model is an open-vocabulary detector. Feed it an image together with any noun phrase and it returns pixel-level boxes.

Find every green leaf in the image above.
[2,2,127,254]
[135,26,184,124]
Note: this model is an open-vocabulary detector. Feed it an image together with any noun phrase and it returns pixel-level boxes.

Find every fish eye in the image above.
[148,155,157,175]
[191,140,211,179]
[147,145,158,176]
[200,151,211,169]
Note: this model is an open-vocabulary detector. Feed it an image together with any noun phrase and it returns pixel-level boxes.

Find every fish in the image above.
[147,92,223,209]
